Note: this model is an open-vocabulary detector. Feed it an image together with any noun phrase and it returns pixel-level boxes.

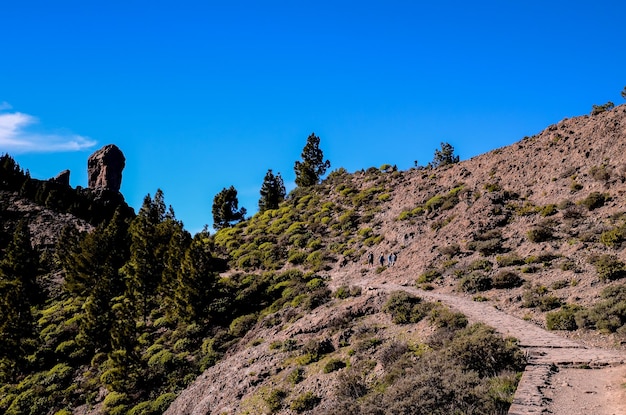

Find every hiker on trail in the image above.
[390,252,397,266]
[367,252,374,267]
[379,254,385,267]
[388,253,393,266]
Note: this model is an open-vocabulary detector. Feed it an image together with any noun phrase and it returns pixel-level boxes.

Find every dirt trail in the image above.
[360,281,626,415]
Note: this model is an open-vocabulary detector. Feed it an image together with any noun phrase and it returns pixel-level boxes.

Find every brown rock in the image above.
[87,144,125,191]
[50,169,70,186]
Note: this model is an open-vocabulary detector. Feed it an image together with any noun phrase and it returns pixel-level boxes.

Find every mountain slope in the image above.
[167,106,626,414]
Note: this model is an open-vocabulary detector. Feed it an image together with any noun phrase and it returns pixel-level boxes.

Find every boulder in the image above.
[87,144,125,191]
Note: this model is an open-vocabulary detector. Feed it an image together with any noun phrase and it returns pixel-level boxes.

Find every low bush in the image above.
[458,272,492,293]
[265,389,287,413]
[438,244,460,258]
[589,254,626,281]
[522,285,561,311]
[539,204,558,217]
[591,101,615,115]
[383,291,434,324]
[429,306,468,329]
[468,259,493,271]
[527,226,553,243]
[333,285,361,299]
[378,341,409,369]
[229,314,258,337]
[492,271,524,289]
[546,304,582,331]
[496,254,524,267]
[576,284,626,333]
[416,269,441,284]
[287,367,305,384]
[578,192,608,211]
[323,358,346,373]
[467,238,504,256]
[290,391,320,413]
[590,165,610,181]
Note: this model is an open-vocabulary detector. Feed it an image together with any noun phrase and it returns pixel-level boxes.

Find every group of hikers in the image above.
[367,251,397,267]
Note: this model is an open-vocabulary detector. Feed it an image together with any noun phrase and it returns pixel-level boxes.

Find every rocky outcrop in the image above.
[87,144,125,191]
[50,169,70,186]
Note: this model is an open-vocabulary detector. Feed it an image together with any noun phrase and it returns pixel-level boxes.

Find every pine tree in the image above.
[429,142,460,168]
[621,86,626,100]
[173,230,217,323]
[294,133,331,187]
[120,189,184,324]
[75,209,131,353]
[212,186,247,230]
[0,221,38,381]
[258,169,286,212]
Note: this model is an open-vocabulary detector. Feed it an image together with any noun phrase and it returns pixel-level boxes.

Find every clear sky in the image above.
[1,1,625,233]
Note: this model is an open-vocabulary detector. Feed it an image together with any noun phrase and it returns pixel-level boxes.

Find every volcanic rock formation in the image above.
[87,144,125,191]
[50,169,70,186]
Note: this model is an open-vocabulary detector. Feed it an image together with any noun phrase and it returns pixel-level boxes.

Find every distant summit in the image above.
[87,144,125,191]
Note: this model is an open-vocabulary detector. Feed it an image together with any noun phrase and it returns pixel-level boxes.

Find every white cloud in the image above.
[0,105,96,154]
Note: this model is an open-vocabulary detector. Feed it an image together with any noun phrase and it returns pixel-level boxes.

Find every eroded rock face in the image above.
[87,144,125,191]
[50,169,70,186]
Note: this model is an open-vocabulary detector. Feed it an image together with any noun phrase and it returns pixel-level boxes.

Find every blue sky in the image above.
[1,1,625,233]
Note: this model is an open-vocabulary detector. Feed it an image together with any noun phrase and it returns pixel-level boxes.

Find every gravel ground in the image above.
[545,365,626,415]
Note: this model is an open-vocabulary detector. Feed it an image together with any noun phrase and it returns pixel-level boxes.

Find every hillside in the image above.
[167,105,626,414]
[1,105,626,415]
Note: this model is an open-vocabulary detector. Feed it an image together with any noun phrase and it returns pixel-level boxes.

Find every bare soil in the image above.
[545,365,626,415]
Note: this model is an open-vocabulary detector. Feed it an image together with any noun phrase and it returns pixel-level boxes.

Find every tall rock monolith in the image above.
[87,144,125,191]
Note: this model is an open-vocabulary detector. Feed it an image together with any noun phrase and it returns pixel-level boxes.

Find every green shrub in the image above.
[468,259,493,271]
[429,306,468,330]
[439,244,460,258]
[103,392,128,413]
[298,339,334,364]
[383,291,433,324]
[492,271,524,289]
[496,254,524,267]
[287,367,305,384]
[265,389,287,413]
[550,279,570,290]
[600,227,626,248]
[416,269,441,284]
[589,165,610,181]
[527,226,553,243]
[398,210,413,221]
[229,313,258,337]
[458,273,492,293]
[290,391,320,413]
[306,278,324,290]
[575,284,626,333]
[484,183,501,192]
[334,285,361,299]
[589,254,626,281]
[305,250,324,270]
[539,204,558,217]
[546,305,582,331]
[522,285,561,311]
[467,237,503,256]
[339,210,359,230]
[323,358,347,373]
[591,101,614,115]
[445,323,526,378]
[287,250,307,265]
[578,192,608,211]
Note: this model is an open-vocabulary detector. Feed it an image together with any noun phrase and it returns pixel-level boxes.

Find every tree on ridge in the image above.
[294,133,331,187]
